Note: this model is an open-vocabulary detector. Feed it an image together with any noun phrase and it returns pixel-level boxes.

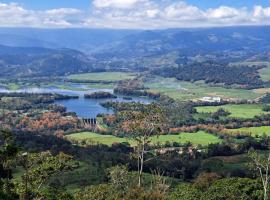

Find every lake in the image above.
[0,87,153,118]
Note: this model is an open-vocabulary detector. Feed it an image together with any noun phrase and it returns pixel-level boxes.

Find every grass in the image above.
[231,61,270,82]
[145,77,261,101]
[226,126,270,137]
[67,72,137,82]
[7,83,20,90]
[66,132,132,146]
[195,104,270,119]
[151,131,221,146]
[66,131,221,147]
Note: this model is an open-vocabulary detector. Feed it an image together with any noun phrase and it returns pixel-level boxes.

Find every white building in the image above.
[200,96,221,103]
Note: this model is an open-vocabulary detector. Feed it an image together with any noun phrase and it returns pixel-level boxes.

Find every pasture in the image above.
[227,126,270,137]
[195,104,270,119]
[66,131,221,147]
[145,77,261,101]
[67,72,136,82]
[66,132,131,146]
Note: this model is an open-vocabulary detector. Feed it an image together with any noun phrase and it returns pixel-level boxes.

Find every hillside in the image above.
[0,45,96,77]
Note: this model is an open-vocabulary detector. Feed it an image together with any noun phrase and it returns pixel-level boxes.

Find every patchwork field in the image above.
[67,72,136,82]
[66,132,131,146]
[195,104,270,119]
[257,62,270,82]
[145,77,261,101]
[66,131,221,146]
[227,126,270,137]
[151,131,221,146]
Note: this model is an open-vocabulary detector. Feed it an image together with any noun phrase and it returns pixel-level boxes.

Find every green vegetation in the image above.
[256,62,270,81]
[145,77,261,101]
[66,131,221,146]
[7,83,20,90]
[195,104,270,119]
[151,131,221,146]
[68,72,136,82]
[227,126,270,137]
[66,132,132,146]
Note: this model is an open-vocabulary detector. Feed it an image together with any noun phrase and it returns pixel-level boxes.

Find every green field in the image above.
[195,104,270,119]
[151,131,221,146]
[259,66,270,82]
[66,132,131,146]
[227,126,270,137]
[67,72,136,82]
[66,131,221,146]
[145,77,261,101]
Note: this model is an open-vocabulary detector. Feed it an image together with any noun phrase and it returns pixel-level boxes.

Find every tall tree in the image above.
[118,103,167,187]
[18,151,77,199]
[249,150,270,200]
[0,129,19,199]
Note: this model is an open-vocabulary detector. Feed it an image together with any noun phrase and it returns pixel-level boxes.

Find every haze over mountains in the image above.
[1,26,270,77]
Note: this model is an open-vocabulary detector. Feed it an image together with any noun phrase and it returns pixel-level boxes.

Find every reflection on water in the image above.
[0,87,153,118]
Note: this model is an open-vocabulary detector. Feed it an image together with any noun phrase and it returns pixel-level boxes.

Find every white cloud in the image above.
[0,1,270,29]
[92,0,147,9]
[0,3,81,28]
[164,2,204,20]
[207,6,241,19]
[253,5,270,18]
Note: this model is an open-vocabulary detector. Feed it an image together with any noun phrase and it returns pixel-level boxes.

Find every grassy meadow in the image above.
[226,126,270,137]
[66,131,221,147]
[67,72,136,82]
[195,104,270,119]
[145,77,261,101]
[66,132,131,146]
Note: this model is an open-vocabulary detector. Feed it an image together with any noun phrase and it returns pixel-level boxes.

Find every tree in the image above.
[118,104,167,187]
[0,130,19,200]
[107,165,130,196]
[249,150,270,200]
[17,151,77,199]
[193,172,221,190]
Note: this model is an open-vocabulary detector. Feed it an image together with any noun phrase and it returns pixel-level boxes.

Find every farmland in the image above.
[67,72,137,82]
[227,126,270,137]
[145,77,262,101]
[66,132,131,146]
[195,104,270,119]
[66,131,221,147]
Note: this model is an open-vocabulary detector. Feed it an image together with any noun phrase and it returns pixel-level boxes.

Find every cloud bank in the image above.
[1,1,270,29]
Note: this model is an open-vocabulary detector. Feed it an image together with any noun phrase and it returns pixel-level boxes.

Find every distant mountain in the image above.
[1,26,270,78]
[0,45,96,77]
[93,26,270,59]
[0,28,138,52]
[1,26,270,57]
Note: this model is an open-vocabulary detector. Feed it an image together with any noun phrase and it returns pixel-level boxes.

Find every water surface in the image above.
[0,87,153,118]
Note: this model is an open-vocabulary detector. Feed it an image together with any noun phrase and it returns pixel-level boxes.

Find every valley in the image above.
[2,26,270,200]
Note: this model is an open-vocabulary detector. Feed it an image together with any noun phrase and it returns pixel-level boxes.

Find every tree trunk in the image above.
[138,139,145,187]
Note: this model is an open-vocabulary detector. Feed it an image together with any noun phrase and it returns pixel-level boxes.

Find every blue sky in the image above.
[0,0,270,29]
[1,0,269,10]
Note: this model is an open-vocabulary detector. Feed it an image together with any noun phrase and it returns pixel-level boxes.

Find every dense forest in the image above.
[152,62,264,89]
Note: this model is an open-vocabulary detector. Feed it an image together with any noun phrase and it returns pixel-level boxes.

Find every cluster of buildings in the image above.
[199,96,221,103]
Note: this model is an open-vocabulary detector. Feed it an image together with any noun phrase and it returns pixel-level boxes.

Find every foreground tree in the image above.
[0,130,19,200]
[249,150,270,200]
[118,104,167,187]
[17,151,77,199]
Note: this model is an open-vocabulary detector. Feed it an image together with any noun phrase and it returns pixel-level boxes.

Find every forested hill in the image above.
[1,26,270,57]
[1,26,270,82]
[92,26,270,58]
[0,45,96,77]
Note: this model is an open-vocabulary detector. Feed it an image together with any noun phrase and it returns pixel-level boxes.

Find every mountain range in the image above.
[1,26,270,77]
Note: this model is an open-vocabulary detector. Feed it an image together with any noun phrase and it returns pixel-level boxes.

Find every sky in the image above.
[0,0,270,29]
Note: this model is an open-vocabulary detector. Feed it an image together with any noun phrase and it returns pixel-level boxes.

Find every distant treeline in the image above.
[152,62,264,89]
